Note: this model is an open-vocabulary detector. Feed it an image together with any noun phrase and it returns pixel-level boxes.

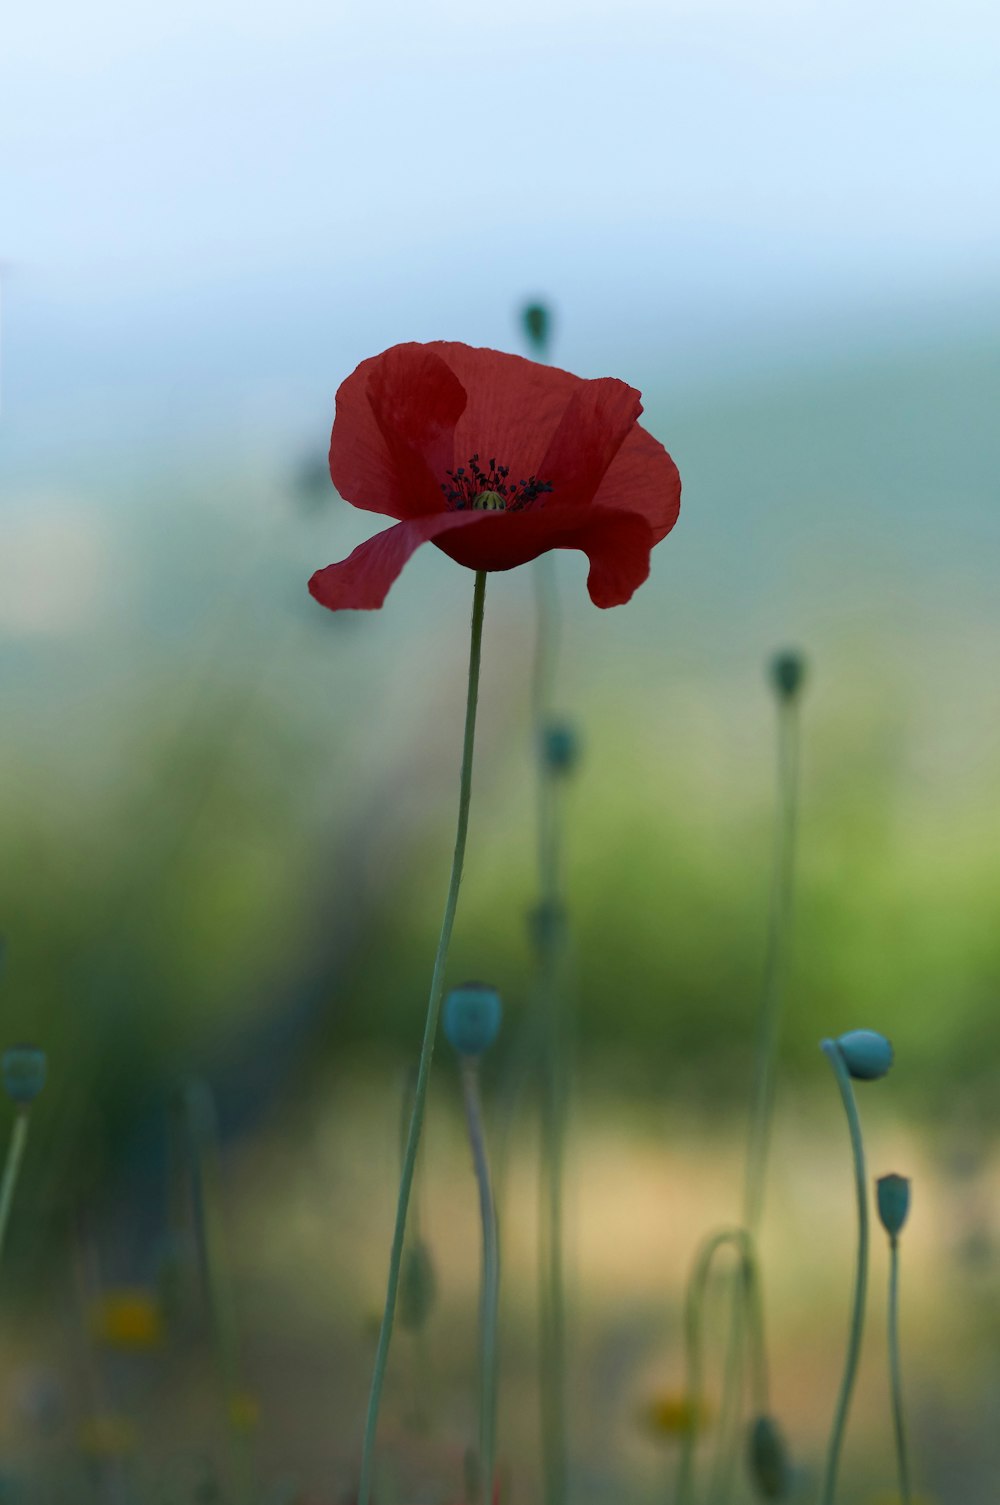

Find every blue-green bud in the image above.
[747,1414,792,1499]
[769,650,806,701]
[876,1173,911,1238]
[398,1238,437,1331]
[521,301,552,357]
[835,1029,894,1081]
[2,1044,47,1106]
[443,983,502,1056]
[542,720,580,775]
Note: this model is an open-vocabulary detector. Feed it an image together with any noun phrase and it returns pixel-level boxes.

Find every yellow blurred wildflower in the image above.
[229,1391,261,1431]
[88,1290,164,1350]
[77,1413,137,1458]
[641,1390,711,1439]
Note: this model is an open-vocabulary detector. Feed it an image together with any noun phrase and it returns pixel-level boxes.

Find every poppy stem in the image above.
[709,677,801,1504]
[357,569,488,1505]
[459,1057,501,1505]
[819,1039,870,1505]
[533,556,571,1505]
[887,1236,912,1505]
[0,1109,30,1268]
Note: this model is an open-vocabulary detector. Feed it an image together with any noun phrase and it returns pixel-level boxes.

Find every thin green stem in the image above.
[709,696,801,1505]
[184,1080,254,1505]
[887,1238,912,1505]
[743,697,800,1231]
[0,1111,29,1266]
[819,1040,870,1505]
[675,1227,768,1505]
[357,570,488,1505]
[532,553,569,1505]
[460,1059,501,1505]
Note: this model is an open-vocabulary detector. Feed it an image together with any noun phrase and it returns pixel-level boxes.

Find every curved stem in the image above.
[675,1227,768,1505]
[819,1040,870,1505]
[0,1111,29,1266]
[887,1238,912,1505]
[460,1059,501,1505]
[357,570,488,1505]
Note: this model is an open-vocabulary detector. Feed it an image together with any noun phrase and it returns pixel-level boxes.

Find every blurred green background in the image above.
[3,0,1000,1499]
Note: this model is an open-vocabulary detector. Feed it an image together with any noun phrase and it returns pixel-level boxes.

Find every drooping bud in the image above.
[398,1238,437,1331]
[443,983,502,1056]
[876,1173,911,1238]
[769,650,806,702]
[747,1414,792,1499]
[542,720,580,776]
[835,1029,894,1082]
[520,301,552,358]
[2,1044,47,1106]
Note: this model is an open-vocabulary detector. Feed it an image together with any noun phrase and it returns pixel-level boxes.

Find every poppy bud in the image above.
[2,1044,47,1106]
[521,301,552,356]
[835,1029,894,1081]
[747,1414,792,1499]
[443,983,502,1056]
[769,650,806,701]
[398,1238,437,1331]
[876,1173,911,1238]
[542,720,580,775]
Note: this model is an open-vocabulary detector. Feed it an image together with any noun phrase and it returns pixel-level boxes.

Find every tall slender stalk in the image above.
[0,1111,29,1267]
[532,555,570,1505]
[708,668,802,1505]
[357,570,488,1505]
[460,1058,501,1505]
[819,1039,870,1505]
[887,1238,912,1505]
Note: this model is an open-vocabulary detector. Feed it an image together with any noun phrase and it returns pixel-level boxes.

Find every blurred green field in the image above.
[1,321,999,1501]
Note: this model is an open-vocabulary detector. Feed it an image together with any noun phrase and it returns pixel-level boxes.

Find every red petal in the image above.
[329,345,467,520]
[591,424,681,540]
[535,376,643,510]
[426,343,583,481]
[308,511,484,611]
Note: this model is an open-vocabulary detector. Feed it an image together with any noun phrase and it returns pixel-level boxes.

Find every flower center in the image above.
[440,454,553,513]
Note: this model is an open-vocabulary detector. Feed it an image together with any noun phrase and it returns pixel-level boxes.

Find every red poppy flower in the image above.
[308,342,681,611]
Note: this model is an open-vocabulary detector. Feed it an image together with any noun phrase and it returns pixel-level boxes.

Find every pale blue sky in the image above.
[3,0,999,461]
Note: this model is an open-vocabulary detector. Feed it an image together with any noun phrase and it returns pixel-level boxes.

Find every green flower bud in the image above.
[876,1173,911,1238]
[542,720,580,775]
[2,1044,47,1106]
[769,650,806,701]
[747,1414,792,1499]
[835,1029,894,1081]
[443,983,502,1056]
[520,301,552,357]
[397,1238,437,1331]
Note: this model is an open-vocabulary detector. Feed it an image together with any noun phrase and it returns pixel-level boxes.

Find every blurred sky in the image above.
[3,0,1000,463]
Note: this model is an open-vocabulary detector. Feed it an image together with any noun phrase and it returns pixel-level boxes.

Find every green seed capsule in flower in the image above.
[2,1044,47,1106]
[443,983,502,1056]
[769,649,806,701]
[747,1414,792,1499]
[542,720,580,775]
[472,490,506,511]
[397,1238,437,1331]
[876,1173,911,1238]
[835,1029,894,1081]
